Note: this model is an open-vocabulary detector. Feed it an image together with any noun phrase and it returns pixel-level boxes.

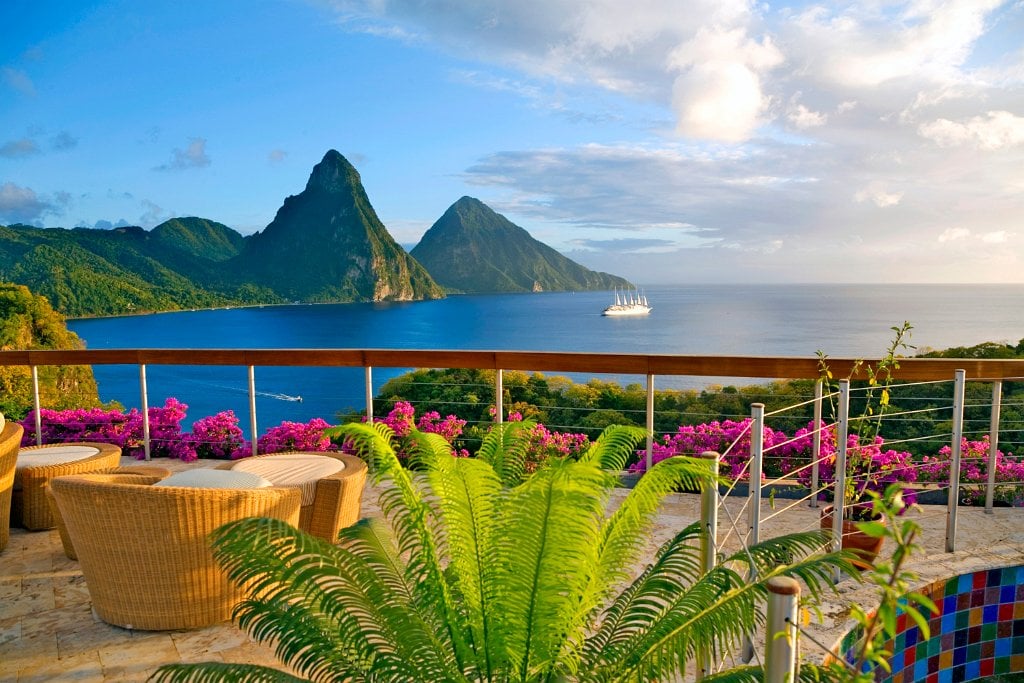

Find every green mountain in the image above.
[410,196,630,293]
[151,217,244,261]
[0,222,245,317]
[236,150,444,302]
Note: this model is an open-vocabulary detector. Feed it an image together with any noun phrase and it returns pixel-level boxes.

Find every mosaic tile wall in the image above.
[839,564,1024,682]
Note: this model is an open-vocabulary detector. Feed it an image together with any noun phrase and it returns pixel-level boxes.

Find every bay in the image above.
[66,284,1024,434]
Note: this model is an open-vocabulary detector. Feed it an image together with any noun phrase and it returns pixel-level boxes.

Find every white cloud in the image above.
[982,230,1009,243]
[918,111,1024,150]
[155,138,211,171]
[788,103,827,129]
[854,183,904,208]
[938,227,971,242]
[268,148,288,164]
[791,0,1005,87]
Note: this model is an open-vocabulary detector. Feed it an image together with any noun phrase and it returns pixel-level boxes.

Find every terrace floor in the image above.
[2,456,1023,682]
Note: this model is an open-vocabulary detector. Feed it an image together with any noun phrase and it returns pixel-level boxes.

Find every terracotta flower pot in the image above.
[819,505,885,570]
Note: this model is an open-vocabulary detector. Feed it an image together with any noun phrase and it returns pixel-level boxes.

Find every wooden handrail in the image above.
[1,348,1022,381]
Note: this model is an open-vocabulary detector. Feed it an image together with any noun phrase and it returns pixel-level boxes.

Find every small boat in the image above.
[602,288,651,316]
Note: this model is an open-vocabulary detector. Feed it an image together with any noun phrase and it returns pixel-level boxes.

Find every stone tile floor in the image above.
[2,457,1023,681]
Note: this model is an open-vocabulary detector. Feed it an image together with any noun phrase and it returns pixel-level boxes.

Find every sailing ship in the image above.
[602,288,651,316]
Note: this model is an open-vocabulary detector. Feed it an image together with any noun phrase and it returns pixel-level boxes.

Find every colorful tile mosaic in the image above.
[839,564,1024,682]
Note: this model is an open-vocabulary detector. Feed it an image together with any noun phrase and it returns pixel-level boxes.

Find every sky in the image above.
[1,0,1023,284]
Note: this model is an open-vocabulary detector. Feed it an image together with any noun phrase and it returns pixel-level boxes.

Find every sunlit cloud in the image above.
[918,111,1024,150]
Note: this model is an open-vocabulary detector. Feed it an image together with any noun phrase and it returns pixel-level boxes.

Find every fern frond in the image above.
[475,420,535,487]
[493,459,610,680]
[578,424,647,471]
[209,516,466,682]
[149,663,308,683]
[425,454,506,678]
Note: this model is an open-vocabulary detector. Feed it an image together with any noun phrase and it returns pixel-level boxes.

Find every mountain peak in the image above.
[305,149,360,194]
[411,197,631,294]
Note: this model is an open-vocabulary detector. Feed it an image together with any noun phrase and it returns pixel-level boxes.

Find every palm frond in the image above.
[475,420,535,487]
[493,459,611,680]
[578,424,647,471]
[149,663,308,683]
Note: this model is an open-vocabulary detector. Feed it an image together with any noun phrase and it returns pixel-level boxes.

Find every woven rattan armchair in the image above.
[50,472,301,630]
[14,442,123,530]
[218,451,367,542]
[0,422,25,552]
[45,465,173,560]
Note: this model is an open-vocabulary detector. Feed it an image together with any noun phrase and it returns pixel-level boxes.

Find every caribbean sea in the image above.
[67,284,1024,434]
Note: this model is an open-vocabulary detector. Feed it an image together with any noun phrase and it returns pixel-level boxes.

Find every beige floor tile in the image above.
[15,650,104,683]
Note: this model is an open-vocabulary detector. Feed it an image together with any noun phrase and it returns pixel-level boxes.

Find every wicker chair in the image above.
[14,442,123,530]
[45,465,173,560]
[218,451,367,542]
[50,472,301,630]
[0,422,25,552]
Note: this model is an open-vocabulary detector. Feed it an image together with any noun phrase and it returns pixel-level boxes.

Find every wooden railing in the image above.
[3,347,1024,380]
[3,348,1023,460]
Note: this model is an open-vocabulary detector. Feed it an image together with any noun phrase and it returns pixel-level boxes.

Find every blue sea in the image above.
[67,284,1024,434]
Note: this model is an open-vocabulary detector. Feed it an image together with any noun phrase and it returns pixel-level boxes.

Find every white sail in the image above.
[602,287,651,316]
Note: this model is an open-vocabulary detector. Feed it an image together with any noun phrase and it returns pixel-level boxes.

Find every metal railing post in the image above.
[832,380,850,582]
[748,403,764,547]
[810,379,823,508]
[365,366,373,423]
[741,403,765,664]
[764,577,800,682]
[947,369,965,552]
[140,364,151,461]
[31,365,42,445]
[695,450,720,681]
[495,369,503,424]
[646,373,654,472]
[985,380,1002,513]
[248,365,258,457]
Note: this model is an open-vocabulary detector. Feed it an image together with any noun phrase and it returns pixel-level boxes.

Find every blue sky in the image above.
[2,0,1022,284]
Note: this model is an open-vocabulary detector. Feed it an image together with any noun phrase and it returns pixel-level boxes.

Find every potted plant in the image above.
[816,322,915,567]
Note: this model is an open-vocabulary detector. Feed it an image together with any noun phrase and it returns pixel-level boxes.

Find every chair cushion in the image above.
[153,468,273,489]
[231,454,344,505]
[17,444,104,470]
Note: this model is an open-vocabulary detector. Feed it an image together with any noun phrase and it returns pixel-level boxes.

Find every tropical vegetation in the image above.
[150,421,855,682]
[0,282,102,415]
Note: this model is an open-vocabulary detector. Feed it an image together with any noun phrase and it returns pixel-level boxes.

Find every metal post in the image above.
[696,450,720,681]
[140,364,151,461]
[646,373,655,472]
[741,403,765,664]
[748,403,765,546]
[985,381,1002,513]
[946,369,965,553]
[248,365,258,457]
[764,576,800,683]
[810,379,823,508]
[365,366,373,423]
[31,365,42,446]
[832,380,850,582]
[495,369,503,424]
